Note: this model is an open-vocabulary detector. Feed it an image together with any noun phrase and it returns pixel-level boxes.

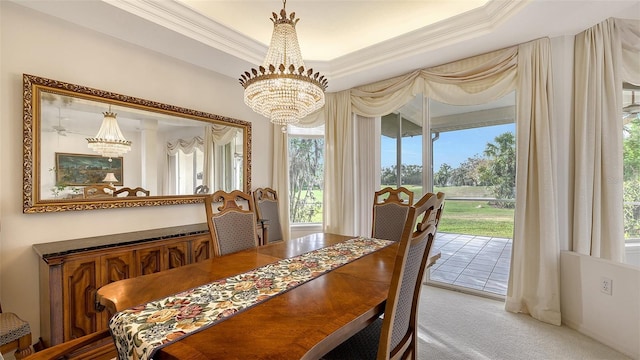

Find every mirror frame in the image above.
[23,74,252,213]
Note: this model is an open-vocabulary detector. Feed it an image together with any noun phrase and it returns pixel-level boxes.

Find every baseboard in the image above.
[562,318,639,360]
[425,280,505,302]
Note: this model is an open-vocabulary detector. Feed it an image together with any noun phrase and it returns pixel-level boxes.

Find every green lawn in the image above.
[303,185,515,238]
[436,200,514,238]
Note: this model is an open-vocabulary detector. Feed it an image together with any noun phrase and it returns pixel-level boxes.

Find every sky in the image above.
[381,123,515,171]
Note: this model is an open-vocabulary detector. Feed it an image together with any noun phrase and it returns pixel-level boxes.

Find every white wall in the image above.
[560,251,640,359]
[0,2,273,341]
[550,30,640,360]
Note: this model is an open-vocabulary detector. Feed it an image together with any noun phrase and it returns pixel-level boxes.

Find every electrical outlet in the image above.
[601,277,613,295]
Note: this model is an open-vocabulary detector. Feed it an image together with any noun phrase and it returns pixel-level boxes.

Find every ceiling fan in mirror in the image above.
[43,108,83,137]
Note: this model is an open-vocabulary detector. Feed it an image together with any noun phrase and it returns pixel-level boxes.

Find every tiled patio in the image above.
[428,232,512,296]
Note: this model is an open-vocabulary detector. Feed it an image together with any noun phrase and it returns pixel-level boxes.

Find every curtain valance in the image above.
[617,19,640,85]
[349,46,518,117]
[166,136,203,155]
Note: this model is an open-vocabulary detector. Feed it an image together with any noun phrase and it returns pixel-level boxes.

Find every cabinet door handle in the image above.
[92,289,105,312]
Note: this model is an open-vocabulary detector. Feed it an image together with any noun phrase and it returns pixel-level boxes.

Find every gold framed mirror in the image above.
[23,74,252,213]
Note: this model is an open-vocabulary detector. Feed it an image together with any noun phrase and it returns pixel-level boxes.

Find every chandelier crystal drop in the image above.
[86,110,132,161]
[239,0,328,126]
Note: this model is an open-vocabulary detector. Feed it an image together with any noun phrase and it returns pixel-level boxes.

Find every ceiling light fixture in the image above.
[86,106,131,161]
[239,0,328,129]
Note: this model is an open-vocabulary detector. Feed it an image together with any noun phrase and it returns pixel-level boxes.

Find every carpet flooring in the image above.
[418,286,632,360]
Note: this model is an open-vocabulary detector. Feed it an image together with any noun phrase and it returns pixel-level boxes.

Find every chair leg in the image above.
[33,337,46,352]
[13,333,33,359]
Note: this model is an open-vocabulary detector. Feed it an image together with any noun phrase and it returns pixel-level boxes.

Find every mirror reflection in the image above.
[23,74,252,213]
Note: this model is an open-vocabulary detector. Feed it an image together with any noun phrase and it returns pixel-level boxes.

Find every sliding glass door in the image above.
[426,93,516,297]
[377,92,516,297]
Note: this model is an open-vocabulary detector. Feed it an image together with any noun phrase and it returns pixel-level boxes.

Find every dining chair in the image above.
[204,190,259,256]
[323,191,445,360]
[253,187,284,245]
[113,186,150,197]
[83,184,115,198]
[194,184,209,194]
[0,302,33,359]
[22,329,115,360]
[371,187,414,242]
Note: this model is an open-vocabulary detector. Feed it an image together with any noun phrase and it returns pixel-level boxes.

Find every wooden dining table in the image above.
[96,232,439,360]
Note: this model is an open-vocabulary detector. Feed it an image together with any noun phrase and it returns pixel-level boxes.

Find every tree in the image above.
[624,178,640,238]
[446,156,487,186]
[624,118,640,181]
[434,163,452,186]
[624,118,640,238]
[381,165,397,186]
[289,138,324,223]
[380,164,423,186]
[403,164,422,185]
[480,132,516,208]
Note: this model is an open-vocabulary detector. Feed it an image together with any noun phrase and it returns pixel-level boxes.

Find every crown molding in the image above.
[107,0,267,65]
[104,0,528,87]
[21,0,635,92]
[328,0,530,81]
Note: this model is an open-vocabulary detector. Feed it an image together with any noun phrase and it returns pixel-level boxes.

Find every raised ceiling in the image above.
[178,0,492,61]
[12,0,640,92]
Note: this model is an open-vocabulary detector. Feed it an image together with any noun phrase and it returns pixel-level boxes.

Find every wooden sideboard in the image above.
[33,223,211,347]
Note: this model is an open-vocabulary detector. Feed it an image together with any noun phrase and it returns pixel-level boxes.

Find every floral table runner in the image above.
[109,237,394,360]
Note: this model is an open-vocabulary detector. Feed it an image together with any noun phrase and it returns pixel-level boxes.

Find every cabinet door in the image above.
[165,241,189,270]
[63,258,99,341]
[98,251,134,327]
[135,246,163,276]
[101,251,134,285]
[191,235,212,263]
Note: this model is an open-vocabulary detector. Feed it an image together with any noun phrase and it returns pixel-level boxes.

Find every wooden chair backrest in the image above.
[253,187,283,244]
[194,185,209,194]
[113,187,150,197]
[83,184,115,198]
[204,190,259,257]
[372,187,414,242]
[377,191,445,360]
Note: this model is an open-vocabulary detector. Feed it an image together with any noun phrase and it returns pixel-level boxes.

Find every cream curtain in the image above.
[272,126,291,241]
[572,18,640,261]
[617,19,640,84]
[421,46,517,104]
[203,125,240,192]
[506,39,561,325]
[167,136,204,193]
[323,91,355,236]
[271,38,562,325]
[354,115,380,237]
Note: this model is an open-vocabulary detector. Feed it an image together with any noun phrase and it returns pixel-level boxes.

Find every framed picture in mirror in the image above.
[55,153,123,187]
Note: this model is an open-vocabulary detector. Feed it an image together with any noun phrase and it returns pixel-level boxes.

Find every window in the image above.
[169,147,204,195]
[623,86,640,266]
[380,95,424,201]
[288,125,324,224]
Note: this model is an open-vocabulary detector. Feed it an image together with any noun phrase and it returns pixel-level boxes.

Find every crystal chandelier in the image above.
[239,0,328,128]
[86,108,131,161]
